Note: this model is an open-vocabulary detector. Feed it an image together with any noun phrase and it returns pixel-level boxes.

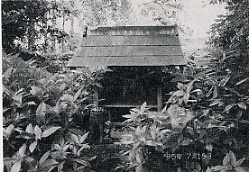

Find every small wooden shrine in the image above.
[68,25,185,120]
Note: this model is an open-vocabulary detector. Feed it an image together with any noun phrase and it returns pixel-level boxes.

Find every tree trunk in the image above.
[28,19,35,52]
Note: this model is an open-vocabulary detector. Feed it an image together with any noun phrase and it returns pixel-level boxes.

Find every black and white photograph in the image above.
[2,0,249,171]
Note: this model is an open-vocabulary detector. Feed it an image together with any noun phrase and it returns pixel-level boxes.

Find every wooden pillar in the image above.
[157,67,163,112]
[180,65,184,74]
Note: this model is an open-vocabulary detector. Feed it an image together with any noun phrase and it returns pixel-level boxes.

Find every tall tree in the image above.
[1,0,76,54]
[80,0,132,27]
[2,0,49,53]
[209,0,249,72]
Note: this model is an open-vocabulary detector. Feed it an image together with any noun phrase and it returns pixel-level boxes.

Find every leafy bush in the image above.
[116,63,249,172]
[208,150,247,172]
[2,52,105,172]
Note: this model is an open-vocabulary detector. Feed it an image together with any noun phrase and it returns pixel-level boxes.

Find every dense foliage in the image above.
[116,62,249,171]
[2,52,105,172]
[2,0,249,172]
[210,0,249,72]
[1,0,80,55]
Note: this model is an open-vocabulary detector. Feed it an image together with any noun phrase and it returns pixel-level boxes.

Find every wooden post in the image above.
[157,67,163,112]
[180,65,184,74]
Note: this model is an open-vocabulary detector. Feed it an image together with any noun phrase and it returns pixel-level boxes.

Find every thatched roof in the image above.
[68,25,185,67]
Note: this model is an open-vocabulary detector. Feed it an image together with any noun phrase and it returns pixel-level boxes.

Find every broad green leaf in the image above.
[36,102,46,123]
[236,78,249,85]
[211,165,224,171]
[209,99,222,106]
[4,124,15,136]
[238,102,246,110]
[25,156,35,164]
[71,134,79,144]
[94,82,102,88]
[54,144,61,151]
[235,166,246,172]
[183,93,190,104]
[25,124,33,134]
[76,166,89,171]
[223,153,230,166]
[2,85,10,95]
[120,134,134,144]
[30,86,42,96]
[150,125,156,140]
[224,104,236,112]
[172,90,185,98]
[12,91,23,104]
[10,161,21,172]
[127,162,140,170]
[41,126,61,138]
[219,75,231,87]
[29,141,37,153]
[18,144,26,158]
[72,158,90,166]
[186,80,195,93]
[3,107,10,113]
[47,165,56,172]
[206,86,214,98]
[135,126,146,136]
[136,151,142,163]
[235,157,245,167]
[229,151,237,166]
[213,85,218,98]
[39,151,51,164]
[4,157,17,163]
[34,125,42,140]
[122,114,133,119]
[160,129,172,134]
[191,89,202,93]
[15,88,24,96]
[41,159,58,168]
[62,145,70,151]
[3,66,13,80]
[122,150,131,156]
[73,86,84,102]
[170,118,180,129]
[177,82,184,90]
[77,144,90,155]
[206,144,213,152]
[140,102,147,113]
[77,97,89,104]
[57,161,65,171]
[82,144,91,149]
[155,141,163,146]
[59,83,66,91]
[80,132,89,143]
[60,94,73,102]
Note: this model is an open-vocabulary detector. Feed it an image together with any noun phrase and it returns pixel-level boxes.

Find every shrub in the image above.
[2,52,105,172]
[116,63,249,171]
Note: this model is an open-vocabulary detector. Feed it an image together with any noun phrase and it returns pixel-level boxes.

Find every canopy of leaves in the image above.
[2,0,50,53]
[209,1,249,72]
[81,0,131,26]
[1,0,77,54]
